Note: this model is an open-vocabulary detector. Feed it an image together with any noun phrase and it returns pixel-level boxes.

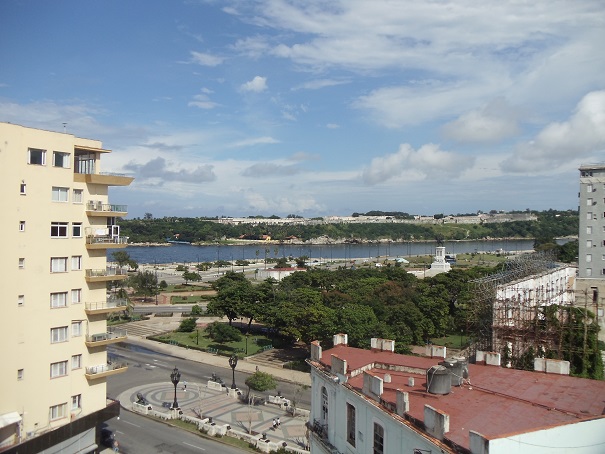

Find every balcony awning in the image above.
[0,411,21,429]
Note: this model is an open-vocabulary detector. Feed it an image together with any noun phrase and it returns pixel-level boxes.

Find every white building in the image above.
[0,122,133,453]
[308,334,605,454]
[577,164,605,341]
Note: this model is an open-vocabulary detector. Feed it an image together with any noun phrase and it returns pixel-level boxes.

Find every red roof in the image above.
[319,344,605,450]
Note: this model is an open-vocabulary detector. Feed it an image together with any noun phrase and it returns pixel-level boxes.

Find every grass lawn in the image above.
[430,333,469,349]
[171,294,214,304]
[152,329,274,357]
[162,284,210,293]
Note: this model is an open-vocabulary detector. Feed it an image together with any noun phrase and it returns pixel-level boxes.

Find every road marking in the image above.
[183,442,205,450]
[116,430,124,435]
[122,420,141,428]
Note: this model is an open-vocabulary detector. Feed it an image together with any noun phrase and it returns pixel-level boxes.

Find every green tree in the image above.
[205,321,242,343]
[244,371,277,395]
[178,317,198,332]
[183,271,202,285]
[129,270,158,301]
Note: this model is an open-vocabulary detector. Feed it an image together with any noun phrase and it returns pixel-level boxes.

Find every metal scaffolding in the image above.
[466,252,575,365]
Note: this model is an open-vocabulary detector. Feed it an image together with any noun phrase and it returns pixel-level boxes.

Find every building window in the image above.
[71,289,82,304]
[587,254,592,263]
[71,354,82,370]
[17,369,24,380]
[587,184,593,192]
[71,321,82,337]
[587,212,593,220]
[18,295,24,306]
[71,394,82,411]
[321,387,329,424]
[28,148,46,165]
[587,240,593,248]
[373,422,384,454]
[51,257,68,273]
[346,403,356,447]
[20,182,26,194]
[19,221,25,232]
[51,222,68,238]
[71,255,82,271]
[72,222,82,237]
[51,186,69,202]
[51,326,69,343]
[53,151,70,168]
[50,361,68,378]
[49,403,67,420]
[50,292,68,308]
[18,258,25,269]
[73,189,83,204]
[587,226,592,234]
[587,198,593,206]
[587,268,593,277]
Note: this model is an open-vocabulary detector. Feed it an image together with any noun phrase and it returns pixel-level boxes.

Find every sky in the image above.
[1,0,605,219]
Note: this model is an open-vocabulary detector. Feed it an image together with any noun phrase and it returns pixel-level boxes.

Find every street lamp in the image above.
[229,355,238,389]
[170,366,181,409]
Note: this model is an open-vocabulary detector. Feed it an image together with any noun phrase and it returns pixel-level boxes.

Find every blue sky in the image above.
[1,0,605,219]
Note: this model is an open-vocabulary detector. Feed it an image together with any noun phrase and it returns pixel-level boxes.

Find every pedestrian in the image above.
[183,381,187,391]
[277,417,281,427]
[272,418,277,430]
[113,439,119,452]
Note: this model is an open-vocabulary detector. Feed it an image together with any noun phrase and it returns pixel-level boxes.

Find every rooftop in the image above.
[314,344,605,451]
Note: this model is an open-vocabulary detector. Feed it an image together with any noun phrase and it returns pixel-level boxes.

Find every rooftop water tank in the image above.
[426,365,451,395]
[440,357,466,386]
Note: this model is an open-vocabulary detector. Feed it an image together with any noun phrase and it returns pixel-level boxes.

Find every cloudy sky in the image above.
[2,0,605,219]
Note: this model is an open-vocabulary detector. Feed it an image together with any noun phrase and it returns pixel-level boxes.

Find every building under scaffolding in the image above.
[467,252,577,366]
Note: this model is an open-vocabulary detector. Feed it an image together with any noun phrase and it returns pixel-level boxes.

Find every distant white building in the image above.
[308,334,605,454]
[256,267,305,281]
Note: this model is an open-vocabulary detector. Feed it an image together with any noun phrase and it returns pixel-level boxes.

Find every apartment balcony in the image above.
[85,227,129,249]
[85,327,127,347]
[85,362,128,380]
[85,297,128,315]
[74,170,134,187]
[85,201,128,217]
[85,267,128,283]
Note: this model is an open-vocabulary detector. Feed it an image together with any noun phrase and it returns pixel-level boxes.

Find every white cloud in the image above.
[241,162,302,177]
[189,51,224,67]
[124,157,216,183]
[326,123,339,129]
[229,136,279,148]
[292,79,349,91]
[188,91,219,109]
[362,143,475,185]
[441,98,520,143]
[501,90,605,173]
[240,76,268,93]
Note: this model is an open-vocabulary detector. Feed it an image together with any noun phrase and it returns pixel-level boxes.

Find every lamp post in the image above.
[245,334,249,355]
[228,355,238,389]
[170,366,181,409]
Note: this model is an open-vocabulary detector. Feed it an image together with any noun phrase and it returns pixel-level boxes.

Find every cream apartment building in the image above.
[0,122,133,453]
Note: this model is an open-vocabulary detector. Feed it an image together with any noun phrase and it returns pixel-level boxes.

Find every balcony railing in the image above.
[86,327,127,344]
[85,297,128,313]
[86,235,129,246]
[85,362,128,379]
[86,201,128,213]
[85,267,128,278]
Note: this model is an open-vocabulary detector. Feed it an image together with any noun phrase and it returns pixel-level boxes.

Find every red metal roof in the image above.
[320,344,605,450]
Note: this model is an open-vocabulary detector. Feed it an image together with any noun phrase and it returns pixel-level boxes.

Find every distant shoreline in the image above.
[128,236,577,247]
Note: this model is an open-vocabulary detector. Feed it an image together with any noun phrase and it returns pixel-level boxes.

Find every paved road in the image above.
[104,411,247,454]
[107,341,311,410]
